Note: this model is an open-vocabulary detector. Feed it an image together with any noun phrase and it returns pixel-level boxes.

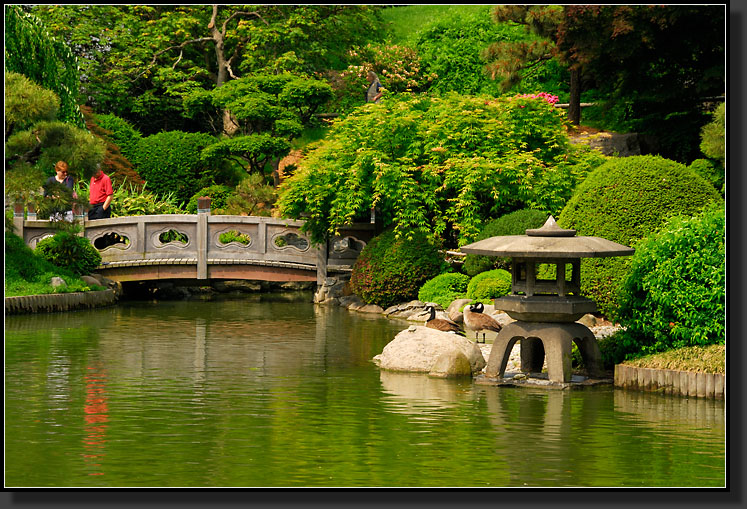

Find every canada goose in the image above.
[463,302,502,343]
[424,305,464,335]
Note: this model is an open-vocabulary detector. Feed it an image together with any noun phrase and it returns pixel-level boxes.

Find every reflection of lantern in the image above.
[460,216,634,383]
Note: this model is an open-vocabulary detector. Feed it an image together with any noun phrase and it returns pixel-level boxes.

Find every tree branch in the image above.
[222,10,268,35]
[134,37,214,80]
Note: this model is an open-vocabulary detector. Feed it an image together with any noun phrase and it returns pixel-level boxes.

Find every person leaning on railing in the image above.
[88,163,114,220]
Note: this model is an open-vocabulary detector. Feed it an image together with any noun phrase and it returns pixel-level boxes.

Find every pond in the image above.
[4,294,726,487]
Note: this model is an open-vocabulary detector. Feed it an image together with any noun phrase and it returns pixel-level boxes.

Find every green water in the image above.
[5,295,726,487]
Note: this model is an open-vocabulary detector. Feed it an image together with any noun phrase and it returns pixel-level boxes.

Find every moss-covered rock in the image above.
[558,154,723,317]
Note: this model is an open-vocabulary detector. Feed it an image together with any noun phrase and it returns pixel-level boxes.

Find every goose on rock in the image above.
[463,302,502,343]
[424,305,464,335]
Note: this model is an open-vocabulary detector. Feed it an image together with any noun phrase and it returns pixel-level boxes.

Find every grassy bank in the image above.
[621,344,725,374]
[4,230,104,297]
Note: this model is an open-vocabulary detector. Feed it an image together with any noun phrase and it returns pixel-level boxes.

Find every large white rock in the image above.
[373,326,485,373]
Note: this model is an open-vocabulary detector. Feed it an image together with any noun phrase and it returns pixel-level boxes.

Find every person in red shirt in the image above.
[88,163,114,220]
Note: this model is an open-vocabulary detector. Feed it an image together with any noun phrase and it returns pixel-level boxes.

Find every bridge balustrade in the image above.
[12,206,376,284]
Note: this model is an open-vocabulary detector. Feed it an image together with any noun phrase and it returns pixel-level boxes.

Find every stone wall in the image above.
[5,289,118,315]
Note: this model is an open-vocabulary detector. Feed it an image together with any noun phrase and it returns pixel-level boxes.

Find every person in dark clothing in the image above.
[43,160,76,221]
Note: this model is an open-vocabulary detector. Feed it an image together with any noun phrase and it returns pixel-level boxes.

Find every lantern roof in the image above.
[460,216,634,259]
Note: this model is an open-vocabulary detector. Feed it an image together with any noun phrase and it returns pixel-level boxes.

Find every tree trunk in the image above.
[568,67,581,125]
[209,5,240,136]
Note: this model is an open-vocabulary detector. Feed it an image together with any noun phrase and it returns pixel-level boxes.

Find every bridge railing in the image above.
[12,200,376,284]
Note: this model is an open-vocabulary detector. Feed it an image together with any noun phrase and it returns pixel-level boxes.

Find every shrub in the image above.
[132,130,221,205]
[94,113,143,160]
[699,102,725,168]
[615,204,725,356]
[350,229,447,308]
[466,269,512,305]
[558,155,723,317]
[186,185,235,214]
[417,272,471,309]
[35,230,102,276]
[463,209,549,276]
[688,158,724,195]
[222,173,277,216]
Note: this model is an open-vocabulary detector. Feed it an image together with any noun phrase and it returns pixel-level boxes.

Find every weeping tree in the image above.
[4,5,85,128]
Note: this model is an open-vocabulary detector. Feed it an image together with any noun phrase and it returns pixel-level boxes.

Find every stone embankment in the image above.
[5,272,123,315]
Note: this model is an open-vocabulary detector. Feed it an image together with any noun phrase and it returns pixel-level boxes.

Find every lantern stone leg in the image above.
[485,321,603,384]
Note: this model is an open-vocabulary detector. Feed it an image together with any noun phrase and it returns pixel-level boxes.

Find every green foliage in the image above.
[5,230,103,296]
[222,173,277,217]
[349,229,447,308]
[131,130,220,205]
[466,269,512,305]
[558,155,723,317]
[689,158,724,195]
[34,230,102,276]
[615,204,725,356]
[279,93,594,246]
[103,179,185,216]
[4,5,85,128]
[218,230,252,245]
[5,71,60,137]
[463,208,549,276]
[700,102,725,168]
[94,113,143,160]
[336,43,437,112]
[417,272,471,309]
[185,185,235,214]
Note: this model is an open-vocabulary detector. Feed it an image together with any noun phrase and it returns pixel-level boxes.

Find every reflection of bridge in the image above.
[13,207,374,284]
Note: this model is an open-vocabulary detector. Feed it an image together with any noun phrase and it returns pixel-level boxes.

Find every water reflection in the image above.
[4,299,725,488]
[82,363,108,476]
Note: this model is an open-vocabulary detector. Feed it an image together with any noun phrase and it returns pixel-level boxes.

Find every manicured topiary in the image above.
[132,130,221,205]
[186,185,235,214]
[463,208,548,276]
[614,204,725,356]
[35,230,102,276]
[350,229,447,309]
[466,269,512,305]
[558,155,723,317]
[418,272,471,309]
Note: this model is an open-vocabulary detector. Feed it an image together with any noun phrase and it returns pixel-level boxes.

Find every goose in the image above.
[463,302,502,343]
[424,305,464,335]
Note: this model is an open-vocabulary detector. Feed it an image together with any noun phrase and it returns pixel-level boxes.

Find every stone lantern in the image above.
[460,216,634,384]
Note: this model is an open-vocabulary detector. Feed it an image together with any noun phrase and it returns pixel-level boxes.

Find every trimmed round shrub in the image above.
[688,158,724,195]
[186,185,235,214]
[614,204,725,357]
[558,155,723,317]
[35,231,102,276]
[132,131,221,205]
[466,269,512,305]
[350,229,447,309]
[463,209,549,276]
[418,272,470,309]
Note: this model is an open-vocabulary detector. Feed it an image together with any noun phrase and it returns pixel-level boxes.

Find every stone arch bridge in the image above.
[13,208,374,285]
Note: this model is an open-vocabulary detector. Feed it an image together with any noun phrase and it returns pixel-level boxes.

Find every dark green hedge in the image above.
[558,154,723,317]
[95,113,143,160]
[132,131,221,205]
[350,229,447,308]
